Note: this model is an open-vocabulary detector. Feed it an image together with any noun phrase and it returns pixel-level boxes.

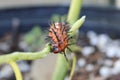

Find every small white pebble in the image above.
[18,61,30,72]
[112,59,120,75]
[90,37,98,46]
[85,64,94,72]
[77,58,86,67]
[112,40,120,46]
[87,31,97,39]
[114,47,120,58]
[87,31,98,46]
[104,59,113,67]
[99,66,111,78]
[97,34,111,52]
[64,76,69,80]
[0,65,13,79]
[112,67,120,75]
[81,46,95,57]
[0,43,10,51]
[105,46,118,58]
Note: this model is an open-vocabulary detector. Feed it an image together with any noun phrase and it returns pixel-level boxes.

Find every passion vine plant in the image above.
[0,0,85,80]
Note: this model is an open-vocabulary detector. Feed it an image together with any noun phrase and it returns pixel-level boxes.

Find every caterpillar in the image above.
[48,21,72,61]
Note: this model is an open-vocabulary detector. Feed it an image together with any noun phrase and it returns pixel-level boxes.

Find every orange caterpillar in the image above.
[48,21,72,61]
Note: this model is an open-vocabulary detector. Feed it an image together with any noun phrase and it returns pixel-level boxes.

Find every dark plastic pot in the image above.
[0,6,120,37]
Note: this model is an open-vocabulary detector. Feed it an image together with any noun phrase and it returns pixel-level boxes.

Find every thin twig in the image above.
[0,44,51,64]
[9,61,23,80]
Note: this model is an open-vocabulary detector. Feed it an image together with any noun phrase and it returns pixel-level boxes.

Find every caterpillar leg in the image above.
[67,47,72,52]
[63,51,69,62]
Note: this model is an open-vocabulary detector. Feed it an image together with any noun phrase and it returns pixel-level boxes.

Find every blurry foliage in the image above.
[50,14,67,22]
[23,26,47,51]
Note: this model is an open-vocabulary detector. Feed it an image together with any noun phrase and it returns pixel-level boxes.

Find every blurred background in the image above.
[0,0,120,80]
[0,0,120,9]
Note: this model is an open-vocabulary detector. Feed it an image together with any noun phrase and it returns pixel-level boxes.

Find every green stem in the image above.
[52,54,69,80]
[52,0,84,80]
[69,54,77,80]
[67,0,83,25]
[0,44,51,64]
[9,61,23,80]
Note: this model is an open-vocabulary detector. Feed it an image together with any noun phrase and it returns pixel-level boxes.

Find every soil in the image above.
[72,32,120,80]
[0,28,120,80]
